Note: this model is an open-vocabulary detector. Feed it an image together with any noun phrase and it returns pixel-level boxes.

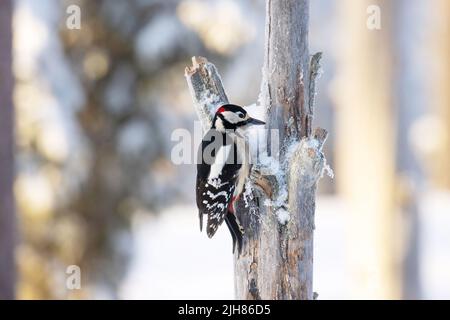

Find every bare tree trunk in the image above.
[0,0,16,300]
[186,0,328,300]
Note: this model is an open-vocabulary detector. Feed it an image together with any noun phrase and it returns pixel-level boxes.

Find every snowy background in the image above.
[119,194,450,299]
[9,0,450,299]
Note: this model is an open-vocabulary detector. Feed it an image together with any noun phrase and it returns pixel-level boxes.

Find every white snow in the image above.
[258,151,281,176]
[323,162,335,179]
[119,197,348,299]
[119,206,234,299]
[257,136,334,224]
[120,192,450,299]
[258,150,290,211]
[418,191,450,299]
[287,137,334,181]
[242,181,254,208]
[276,208,290,225]
[199,90,222,115]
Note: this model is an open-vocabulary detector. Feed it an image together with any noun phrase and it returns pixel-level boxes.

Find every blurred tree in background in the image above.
[0,0,16,300]
[9,0,449,300]
[431,0,450,189]
[58,0,201,297]
[14,0,262,299]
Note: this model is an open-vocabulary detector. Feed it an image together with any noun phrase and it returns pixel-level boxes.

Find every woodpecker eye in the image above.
[237,112,245,118]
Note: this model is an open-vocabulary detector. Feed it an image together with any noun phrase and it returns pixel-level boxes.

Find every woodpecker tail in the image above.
[224,211,244,255]
[199,211,203,232]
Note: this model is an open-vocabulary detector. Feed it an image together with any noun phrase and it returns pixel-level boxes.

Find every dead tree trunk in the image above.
[0,0,16,300]
[185,0,329,300]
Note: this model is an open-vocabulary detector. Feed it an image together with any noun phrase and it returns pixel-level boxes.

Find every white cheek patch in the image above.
[208,144,232,180]
[221,111,241,124]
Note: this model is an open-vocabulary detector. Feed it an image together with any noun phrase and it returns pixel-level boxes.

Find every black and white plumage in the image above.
[196,104,265,254]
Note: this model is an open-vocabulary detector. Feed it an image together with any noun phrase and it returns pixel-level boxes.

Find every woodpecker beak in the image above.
[246,117,265,126]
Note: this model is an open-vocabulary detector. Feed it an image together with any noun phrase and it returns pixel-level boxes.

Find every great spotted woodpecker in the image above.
[196,104,265,254]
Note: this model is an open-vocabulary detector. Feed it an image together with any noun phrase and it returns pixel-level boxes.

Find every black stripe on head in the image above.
[217,104,247,115]
[214,104,248,129]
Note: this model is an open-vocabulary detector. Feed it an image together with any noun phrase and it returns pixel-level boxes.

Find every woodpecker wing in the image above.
[196,130,241,238]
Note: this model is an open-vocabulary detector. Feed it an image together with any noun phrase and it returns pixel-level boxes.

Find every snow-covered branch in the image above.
[289,127,329,190]
[184,56,229,132]
[185,56,274,199]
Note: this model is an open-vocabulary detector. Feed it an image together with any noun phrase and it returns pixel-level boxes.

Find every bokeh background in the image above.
[0,0,449,299]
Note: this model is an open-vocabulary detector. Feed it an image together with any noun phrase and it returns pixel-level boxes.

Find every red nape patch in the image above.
[217,106,226,113]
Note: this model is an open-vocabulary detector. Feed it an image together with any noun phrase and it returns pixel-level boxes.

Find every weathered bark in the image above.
[263,0,311,142]
[185,56,229,132]
[186,0,328,300]
[0,0,16,300]
[334,0,400,299]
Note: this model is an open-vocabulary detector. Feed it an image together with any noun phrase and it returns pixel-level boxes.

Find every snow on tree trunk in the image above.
[0,0,16,300]
[185,0,330,300]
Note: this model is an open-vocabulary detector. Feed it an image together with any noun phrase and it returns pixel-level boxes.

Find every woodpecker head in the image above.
[212,104,265,132]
